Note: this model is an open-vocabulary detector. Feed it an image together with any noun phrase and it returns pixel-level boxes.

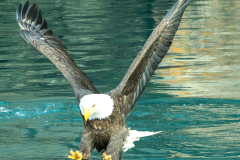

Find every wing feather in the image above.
[16,0,99,101]
[112,0,192,116]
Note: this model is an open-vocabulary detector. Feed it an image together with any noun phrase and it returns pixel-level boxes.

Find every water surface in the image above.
[0,0,240,159]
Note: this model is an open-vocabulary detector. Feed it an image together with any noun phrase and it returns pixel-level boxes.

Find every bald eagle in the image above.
[16,0,192,159]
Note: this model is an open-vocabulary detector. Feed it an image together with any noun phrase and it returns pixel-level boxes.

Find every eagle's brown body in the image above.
[16,0,192,159]
[80,92,128,159]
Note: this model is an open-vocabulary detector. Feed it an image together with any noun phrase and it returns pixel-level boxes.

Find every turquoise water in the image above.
[1,0,240,159]
[1,98,240,159]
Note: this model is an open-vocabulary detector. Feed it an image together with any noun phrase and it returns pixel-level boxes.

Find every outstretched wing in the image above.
[112,0,192,116]
[16,0,99,101]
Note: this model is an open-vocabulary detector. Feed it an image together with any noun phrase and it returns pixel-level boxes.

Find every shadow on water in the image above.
[0,0,240,159]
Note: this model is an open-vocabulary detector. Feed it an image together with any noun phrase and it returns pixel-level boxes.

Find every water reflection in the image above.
[152,0,240,99]
[1,0,239,101]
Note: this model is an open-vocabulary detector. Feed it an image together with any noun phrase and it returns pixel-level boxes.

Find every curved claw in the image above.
[68,149,82,160]
[102,153,112,160]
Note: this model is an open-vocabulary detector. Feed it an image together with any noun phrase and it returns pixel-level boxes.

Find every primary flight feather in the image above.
[16,0,192,159]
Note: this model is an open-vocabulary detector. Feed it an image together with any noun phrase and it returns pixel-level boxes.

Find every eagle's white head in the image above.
[79,94,114,121]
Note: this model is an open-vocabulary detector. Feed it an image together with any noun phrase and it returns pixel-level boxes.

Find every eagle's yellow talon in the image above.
[75,150,80,156]
[102,153,112,160]
[68,149,82,160]
[68,155,77,159]
[70,149,76,156]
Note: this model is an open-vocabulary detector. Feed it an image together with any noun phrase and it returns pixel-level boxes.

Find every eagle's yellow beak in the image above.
[84,107,95,121]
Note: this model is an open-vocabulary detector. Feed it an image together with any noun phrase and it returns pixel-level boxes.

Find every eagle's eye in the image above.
[92,104,96,108]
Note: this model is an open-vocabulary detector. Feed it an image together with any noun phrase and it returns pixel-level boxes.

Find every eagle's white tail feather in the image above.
[122,129,162,152]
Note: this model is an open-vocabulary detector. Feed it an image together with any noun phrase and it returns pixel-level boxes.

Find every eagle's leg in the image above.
[102,127,128,160]
[79,129,94,160]
[102,136,123,160]
[68,129,94,160]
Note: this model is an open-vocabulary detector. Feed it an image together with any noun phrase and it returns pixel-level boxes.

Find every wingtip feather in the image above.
[164,0,192,21]
[39,19,48,30]
[21,0,29,21]
[36,9,42,26]
[26,3,38,22]
[16,4,22,22]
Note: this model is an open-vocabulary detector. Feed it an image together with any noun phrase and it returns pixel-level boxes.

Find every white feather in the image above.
[79,94,114,120]
[122,128,162,152]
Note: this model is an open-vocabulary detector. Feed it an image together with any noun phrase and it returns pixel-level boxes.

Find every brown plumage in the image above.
[16,0,192,159]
